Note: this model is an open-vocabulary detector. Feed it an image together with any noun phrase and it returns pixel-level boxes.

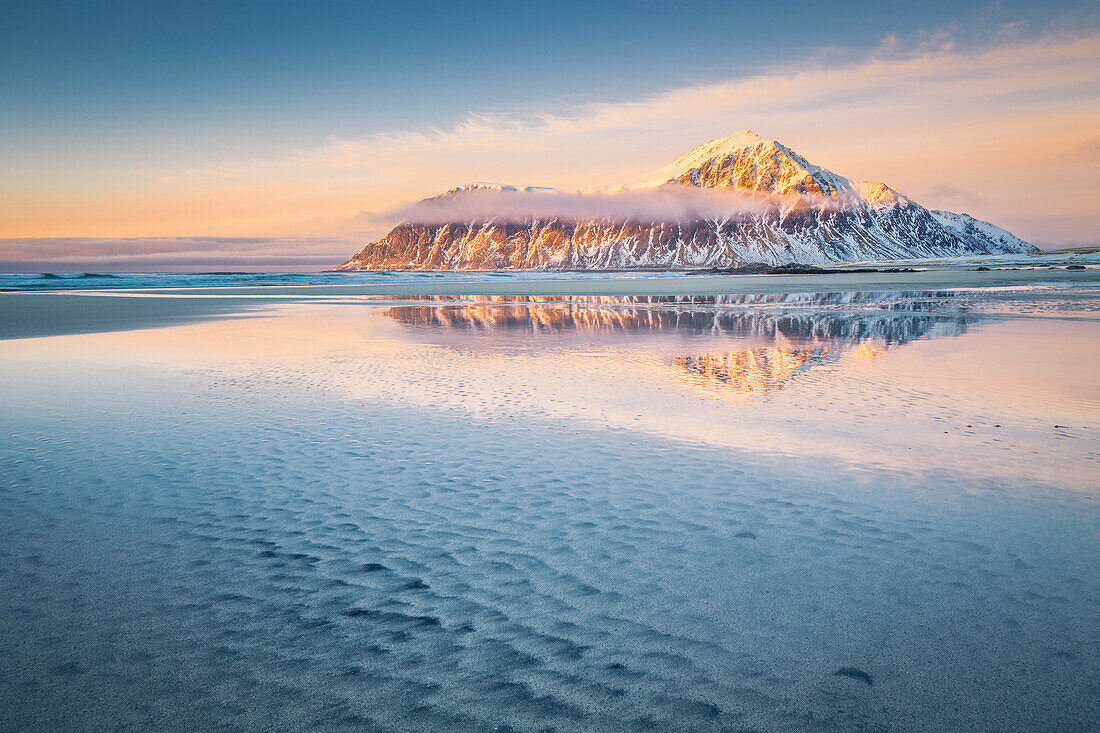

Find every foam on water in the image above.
[0,286,1097,731]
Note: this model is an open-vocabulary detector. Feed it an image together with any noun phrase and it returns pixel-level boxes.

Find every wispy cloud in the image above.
[0,236,354,271]
[924,185,988,208]
[291,113,521,169]
[276,29,1099,178]
[134,165,243,183]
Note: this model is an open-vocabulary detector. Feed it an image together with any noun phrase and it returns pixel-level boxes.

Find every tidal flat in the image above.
[0,270,1097,731]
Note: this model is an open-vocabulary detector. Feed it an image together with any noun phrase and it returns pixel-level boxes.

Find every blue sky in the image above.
[4,2,1089,133]
[1,0,1098,265]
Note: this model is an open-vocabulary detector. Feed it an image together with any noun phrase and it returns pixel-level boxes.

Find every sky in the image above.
[1,0,1098,270]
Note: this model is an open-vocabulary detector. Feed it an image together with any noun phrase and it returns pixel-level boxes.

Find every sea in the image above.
[0,270,692,292]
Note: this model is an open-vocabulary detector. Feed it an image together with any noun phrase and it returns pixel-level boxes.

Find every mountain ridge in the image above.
[334,132,1036,270]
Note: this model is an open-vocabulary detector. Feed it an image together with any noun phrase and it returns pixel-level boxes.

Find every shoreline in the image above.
[71,266,1100,296]
[2,268,1096,341]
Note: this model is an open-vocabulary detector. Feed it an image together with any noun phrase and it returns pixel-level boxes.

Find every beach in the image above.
[1,269,1097,731]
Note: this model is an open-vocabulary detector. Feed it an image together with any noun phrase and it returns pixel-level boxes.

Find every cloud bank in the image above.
[0,237,354,272]
[386,187,805,226]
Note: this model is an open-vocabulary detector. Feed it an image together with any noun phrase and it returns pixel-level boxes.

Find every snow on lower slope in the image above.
[930,210,1035,254]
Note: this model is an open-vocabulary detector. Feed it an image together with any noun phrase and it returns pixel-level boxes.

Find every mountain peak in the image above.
[447,182,558,195]
[861,181,913,208]
[702,129,769,151]
[643,130,774,184]
[636,130,858,197]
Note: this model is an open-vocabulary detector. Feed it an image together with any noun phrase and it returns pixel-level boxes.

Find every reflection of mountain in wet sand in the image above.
[384,292,976,395]
[673,346,830,395]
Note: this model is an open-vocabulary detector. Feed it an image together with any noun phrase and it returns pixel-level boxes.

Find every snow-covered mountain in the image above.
[334,130,1037,270]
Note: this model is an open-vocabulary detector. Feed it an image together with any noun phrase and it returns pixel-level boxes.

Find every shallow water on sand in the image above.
[0,286,1097,731]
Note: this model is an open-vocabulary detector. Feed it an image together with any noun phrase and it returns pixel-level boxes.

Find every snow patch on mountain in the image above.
[930,210,1034,254]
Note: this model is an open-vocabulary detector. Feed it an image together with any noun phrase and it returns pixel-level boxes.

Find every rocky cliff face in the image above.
[335,130,1037,270]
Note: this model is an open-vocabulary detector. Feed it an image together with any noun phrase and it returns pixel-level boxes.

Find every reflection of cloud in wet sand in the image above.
[384,292,978,396]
